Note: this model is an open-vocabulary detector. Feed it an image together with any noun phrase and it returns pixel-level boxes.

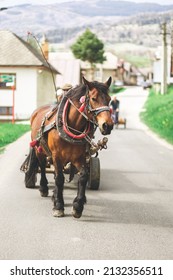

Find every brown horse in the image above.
[28,77,113,218]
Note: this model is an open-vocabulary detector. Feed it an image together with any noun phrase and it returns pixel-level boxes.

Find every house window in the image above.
[0,73,16,89]
[0,107,12,115]
[95,69,101,79]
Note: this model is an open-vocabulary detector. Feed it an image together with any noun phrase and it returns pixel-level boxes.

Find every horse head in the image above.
[83,76,114,135]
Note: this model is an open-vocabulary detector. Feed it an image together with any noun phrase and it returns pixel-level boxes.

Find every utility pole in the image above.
[170,19,173,77]
[161,23,167,95]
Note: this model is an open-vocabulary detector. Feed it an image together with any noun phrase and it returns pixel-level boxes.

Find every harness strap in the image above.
[68,98,89,121]
[46,104,58,120]
[39,136,52,157]
[88,105,111,116]
[41,121,56,134]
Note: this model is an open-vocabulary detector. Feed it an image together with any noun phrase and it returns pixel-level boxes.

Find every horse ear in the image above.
[82,76,93,90]
[105,77,112,88]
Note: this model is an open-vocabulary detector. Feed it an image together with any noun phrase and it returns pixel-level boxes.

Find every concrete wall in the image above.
[37,69,57,107]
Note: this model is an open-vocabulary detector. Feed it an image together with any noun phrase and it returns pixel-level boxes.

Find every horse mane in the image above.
[66,84,86,101]
[66,81,109,102]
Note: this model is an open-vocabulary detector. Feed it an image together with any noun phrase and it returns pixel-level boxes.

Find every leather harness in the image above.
[31,90,110,156]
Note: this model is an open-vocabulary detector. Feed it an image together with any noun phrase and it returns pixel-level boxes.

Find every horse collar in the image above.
[56,96,94,145]
[62,99,91,140]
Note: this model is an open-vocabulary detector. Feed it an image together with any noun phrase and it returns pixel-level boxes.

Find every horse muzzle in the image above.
[100,122,113,135]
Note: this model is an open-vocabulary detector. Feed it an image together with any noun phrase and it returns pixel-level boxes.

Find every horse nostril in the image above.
[102,122,108,131]
[102,123,113,134]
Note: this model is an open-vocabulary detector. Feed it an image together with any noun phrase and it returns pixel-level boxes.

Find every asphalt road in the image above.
[0,86,173,260]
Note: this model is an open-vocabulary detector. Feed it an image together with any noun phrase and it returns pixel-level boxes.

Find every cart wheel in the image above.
[25,170,37,188]
[124,118,127,129]
[88,157,100,190]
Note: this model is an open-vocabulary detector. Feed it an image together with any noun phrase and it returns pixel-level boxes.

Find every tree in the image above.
[71,28,106,80]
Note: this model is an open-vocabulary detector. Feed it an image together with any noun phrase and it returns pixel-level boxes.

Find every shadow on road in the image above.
[79,169,173,228]
[23,168,173,230]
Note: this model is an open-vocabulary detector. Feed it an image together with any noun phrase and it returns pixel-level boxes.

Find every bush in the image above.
[0,123,30,149]
[140,86,173,144]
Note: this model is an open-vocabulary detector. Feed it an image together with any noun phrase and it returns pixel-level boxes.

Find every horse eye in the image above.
[92,97,97,102]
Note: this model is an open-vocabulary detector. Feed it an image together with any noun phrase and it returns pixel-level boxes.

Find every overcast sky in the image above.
[1,0,173,8]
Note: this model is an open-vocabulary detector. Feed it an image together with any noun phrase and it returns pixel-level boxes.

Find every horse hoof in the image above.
[40,191,48,197]
[72,208,82,219]
[52,209,64,217]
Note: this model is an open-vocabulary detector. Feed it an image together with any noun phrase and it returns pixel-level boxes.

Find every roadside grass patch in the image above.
[110,85,125,95]
[0,123,30,152]
[140,87,173,144]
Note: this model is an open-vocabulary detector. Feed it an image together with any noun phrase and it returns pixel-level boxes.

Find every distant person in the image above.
[110,96,120,125]
[56,88,63,104]
[56,83,72,104]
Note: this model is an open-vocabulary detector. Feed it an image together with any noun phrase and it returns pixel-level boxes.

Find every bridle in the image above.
[85,93,111,118]
[67,87,111,125]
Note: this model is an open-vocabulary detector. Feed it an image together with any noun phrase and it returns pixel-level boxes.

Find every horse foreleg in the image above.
[72,165,88,219]
[52,165,65,218]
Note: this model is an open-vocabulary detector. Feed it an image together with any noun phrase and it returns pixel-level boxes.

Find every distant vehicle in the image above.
[115,80,124,86]
[142,81,152,90]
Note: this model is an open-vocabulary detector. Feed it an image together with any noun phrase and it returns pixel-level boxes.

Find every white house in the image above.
[153,45,173,93]
[80,51,118,82]
[0,30,60,121]
[49,50,119,85]
[49,51,80,87]
[49,48,146,88]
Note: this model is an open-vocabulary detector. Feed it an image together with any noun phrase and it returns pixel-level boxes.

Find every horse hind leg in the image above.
[38,155,49,197]
[72,165,88,219]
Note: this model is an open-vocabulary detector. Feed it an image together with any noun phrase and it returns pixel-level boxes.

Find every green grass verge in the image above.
[140,86,173,145]
[110,85,125,95]
[0,123,30,152]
